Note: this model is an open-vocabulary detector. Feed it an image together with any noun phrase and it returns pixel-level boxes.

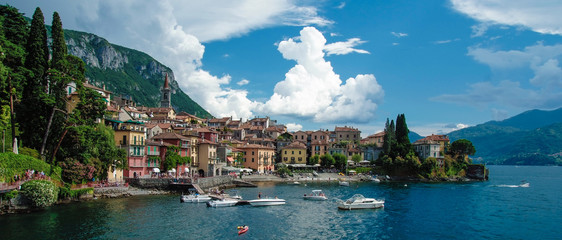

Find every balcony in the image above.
[147,151,160,156]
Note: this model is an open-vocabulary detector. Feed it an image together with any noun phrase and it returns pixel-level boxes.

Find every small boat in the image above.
[238,225,249,235]
[207,198,239,207]
[288,181,300,185]
[247,198,286,206]
[303,190,328,201]
[371,176,381,183]
[181,193,212,203]
[337,194,384,210]
[229,190,243,200]
[339,181,350,186]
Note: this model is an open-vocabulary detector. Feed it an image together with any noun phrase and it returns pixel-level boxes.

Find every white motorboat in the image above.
[303,190,328,201]
[247,198,286,206]
[228,191,243,200]
[337,194,384,210]
[371,176,381,183]
[339,181,350,186]
[206,198,239,207]
[181,193,212,203]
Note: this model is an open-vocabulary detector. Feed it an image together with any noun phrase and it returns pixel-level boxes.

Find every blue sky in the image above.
[9,0,562,137]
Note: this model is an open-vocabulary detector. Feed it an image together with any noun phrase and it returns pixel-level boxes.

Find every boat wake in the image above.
[495,182,530,188]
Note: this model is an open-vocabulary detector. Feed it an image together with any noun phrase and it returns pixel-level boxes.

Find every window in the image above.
[252,158,255,162]
[292,151,294,154]
[284,150,287,154]
[252,151,255,155]
[299,151,301,154]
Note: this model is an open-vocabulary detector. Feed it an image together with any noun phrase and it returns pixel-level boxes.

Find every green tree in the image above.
[162,146,181,172]
[19,7,50,154]
[352,154,362,164]
[333,153,347,170]
[50,11,67,70]
[320,153,334,167]
[308,154,319,165]
[449,139,476,161]
[24,7,48,86]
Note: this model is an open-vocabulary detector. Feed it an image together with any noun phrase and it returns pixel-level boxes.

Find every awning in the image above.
[171,168,177,172]
[153,168,160,173]
[227,156,234,162]
[184,167,189,172]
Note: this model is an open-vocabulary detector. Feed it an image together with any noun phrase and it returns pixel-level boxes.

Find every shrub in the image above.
[0,152,59,183]
[20,180,59,208]
[2,190,18,200]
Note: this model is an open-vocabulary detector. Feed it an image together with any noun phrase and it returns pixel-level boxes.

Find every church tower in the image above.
[160,73,171,108]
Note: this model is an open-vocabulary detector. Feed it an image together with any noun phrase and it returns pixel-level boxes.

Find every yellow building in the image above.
[238,144,275,173]
[197,139,220,177]
[111,120,147,178]
[281,141,307,164]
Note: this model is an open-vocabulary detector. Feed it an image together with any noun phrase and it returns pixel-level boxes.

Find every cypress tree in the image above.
[395,114,410,145]
[50,12,67,70]
[25,7,49,87]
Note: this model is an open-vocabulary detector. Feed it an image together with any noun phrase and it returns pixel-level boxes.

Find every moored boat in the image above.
[339,181,350,186]
[207,198,239,207]
[247,198,286,206]
[303,190,328,201]
[181,193,212,203]
[337,194,384,210]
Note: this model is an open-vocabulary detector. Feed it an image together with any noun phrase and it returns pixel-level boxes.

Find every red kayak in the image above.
[238,226,249,235]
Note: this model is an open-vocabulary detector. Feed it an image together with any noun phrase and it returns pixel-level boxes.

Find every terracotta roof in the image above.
[152,132,188,140]
[208,117,231,123]
[423,134,449,141]
[335,126,360,132]
[283,141,307,149]
[199,139,218,145]
[84,82,112,94]
[237,144,275,150]
[158,123,173,129]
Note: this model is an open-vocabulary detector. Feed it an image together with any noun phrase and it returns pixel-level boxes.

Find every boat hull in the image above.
[207,199,238,207]
[303,196,328,201]
[181,195,212,203]
[337,202,384,210]
[247,199,286,206]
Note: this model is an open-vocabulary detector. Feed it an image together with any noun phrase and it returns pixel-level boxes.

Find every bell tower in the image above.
[160,73,171,108]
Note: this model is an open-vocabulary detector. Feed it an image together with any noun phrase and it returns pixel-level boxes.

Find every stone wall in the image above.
[195,176,234,190]
[126,178,173,189]
[467,164,489,180]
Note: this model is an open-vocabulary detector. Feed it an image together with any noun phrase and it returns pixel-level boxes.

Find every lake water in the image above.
[1,166,561,239]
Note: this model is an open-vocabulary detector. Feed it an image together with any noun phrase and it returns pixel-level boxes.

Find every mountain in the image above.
[448,108,562,165]
[61,28,212,118]
[408,131,423,143]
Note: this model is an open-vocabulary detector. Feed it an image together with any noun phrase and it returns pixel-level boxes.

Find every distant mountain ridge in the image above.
[448,108,562,165]
[59,28,212,118]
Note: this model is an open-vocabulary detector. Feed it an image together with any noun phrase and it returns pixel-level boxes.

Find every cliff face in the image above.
[62,29,211,118]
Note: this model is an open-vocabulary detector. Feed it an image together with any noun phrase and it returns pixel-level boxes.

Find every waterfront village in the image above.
[73,74,460,182]
[1,73,487,211]
[79,74,487,183]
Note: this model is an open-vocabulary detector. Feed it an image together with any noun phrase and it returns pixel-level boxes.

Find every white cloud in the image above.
[286,123,303,132]
[471,23,490,37]
[434,40,452,44]
[451,0,562,36]
[324,38,369,55]
[11,0,336,121]
[391,32,408,38]
[237,79,250,86]
[256,27,384,123]
[410,123,470,136]
[336,2,346,9]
